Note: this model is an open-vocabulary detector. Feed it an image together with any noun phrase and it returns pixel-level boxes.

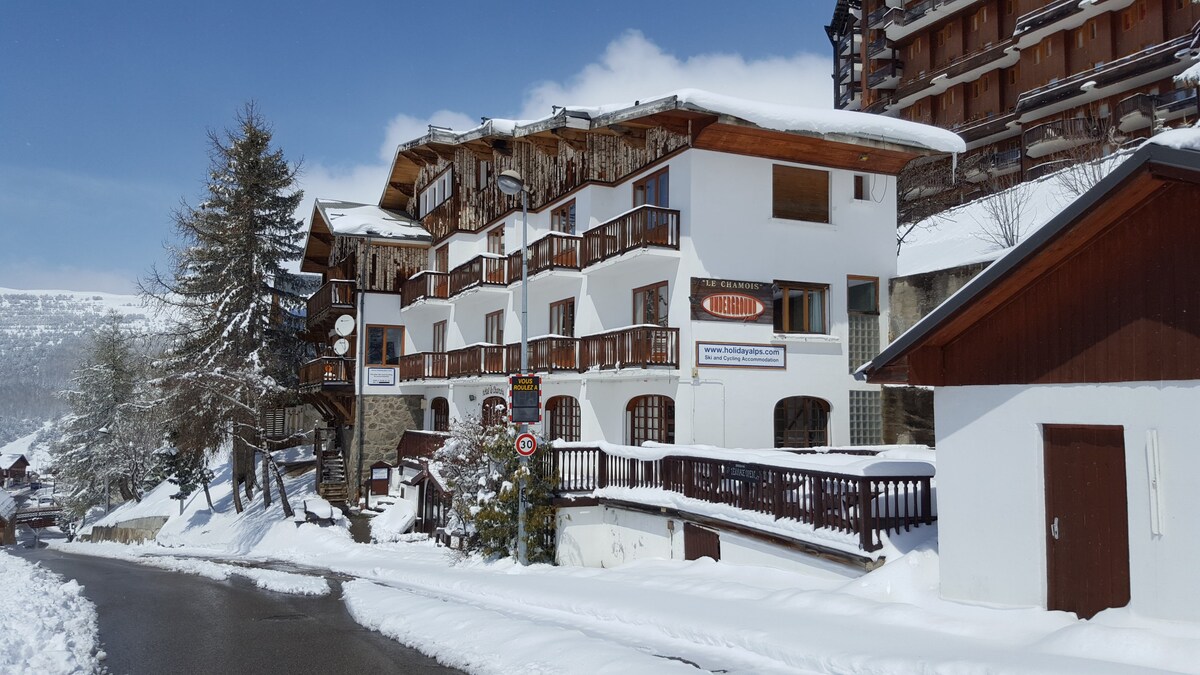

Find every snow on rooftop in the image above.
[0,489,16,521]
[315,200,430,241]
[399,89,965,156]
[1146,125,1200,152]
[0,453,27,471]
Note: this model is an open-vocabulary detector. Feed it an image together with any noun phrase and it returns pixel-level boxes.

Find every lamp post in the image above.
[497,169,529,566]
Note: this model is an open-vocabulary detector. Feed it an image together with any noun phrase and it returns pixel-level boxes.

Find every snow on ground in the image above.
[0,550,101,675]
[0,425,54,475]
[47,451,1200,674]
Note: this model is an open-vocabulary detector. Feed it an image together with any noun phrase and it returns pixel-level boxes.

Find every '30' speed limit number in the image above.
[515,432,538,457]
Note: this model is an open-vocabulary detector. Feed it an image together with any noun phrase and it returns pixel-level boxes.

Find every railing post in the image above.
[858,477,875,552]
[596,449,608,489]
[921,476,933,525]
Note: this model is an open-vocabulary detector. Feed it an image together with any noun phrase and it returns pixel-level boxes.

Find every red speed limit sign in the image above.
[515,432,538,457]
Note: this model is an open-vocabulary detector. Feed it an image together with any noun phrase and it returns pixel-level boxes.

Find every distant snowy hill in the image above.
[0,288,162,446]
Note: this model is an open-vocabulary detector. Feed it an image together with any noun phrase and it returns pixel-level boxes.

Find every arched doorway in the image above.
[626,395,674,446]
[481,396,507,428]
[774,396,830,448]
[544,396,580,442]
[430,397,450,432]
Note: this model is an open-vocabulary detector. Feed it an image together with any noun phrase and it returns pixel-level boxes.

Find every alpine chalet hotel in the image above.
[298,91,963,503]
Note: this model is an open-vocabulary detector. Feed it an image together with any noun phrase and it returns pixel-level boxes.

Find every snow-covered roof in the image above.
[397,88,965,156]
[0,489,16,521]
[0,454,28,471]
[313,200,430,242]
[271,444,316,467]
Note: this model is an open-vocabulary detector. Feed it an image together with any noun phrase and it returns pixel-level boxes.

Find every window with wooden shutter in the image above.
[772,165,830,223]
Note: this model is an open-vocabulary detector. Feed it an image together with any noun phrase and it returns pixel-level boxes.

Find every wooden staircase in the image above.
[314,429,349,505]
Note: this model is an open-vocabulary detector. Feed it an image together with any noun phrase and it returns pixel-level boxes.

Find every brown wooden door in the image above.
[683,523,720,561]
[1043,424,1130,619]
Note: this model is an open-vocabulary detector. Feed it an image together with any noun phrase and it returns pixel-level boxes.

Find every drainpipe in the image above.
[355,237,372,507]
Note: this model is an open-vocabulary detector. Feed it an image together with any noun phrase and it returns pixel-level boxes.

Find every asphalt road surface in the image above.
[17,547,463,675]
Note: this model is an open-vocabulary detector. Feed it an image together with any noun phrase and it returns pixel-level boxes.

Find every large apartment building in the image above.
[829,0,1200,181]
[297,91,962,501]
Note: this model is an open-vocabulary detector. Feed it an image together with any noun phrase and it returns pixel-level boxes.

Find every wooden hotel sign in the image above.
[690,277,773,324]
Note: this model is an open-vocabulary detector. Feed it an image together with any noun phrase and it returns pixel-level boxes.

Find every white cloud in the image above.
[519,30,832,119]
[378,110,479,162]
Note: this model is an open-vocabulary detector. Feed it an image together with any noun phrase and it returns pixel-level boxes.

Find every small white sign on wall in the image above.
[696,342,786,369]
[366,368,397,386]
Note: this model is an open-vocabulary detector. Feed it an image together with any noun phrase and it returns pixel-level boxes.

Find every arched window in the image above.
[481,396,507,428]
[430,397,450,432]
[626,395,674,446]
[544,396,580,442]
[774,396,830,448]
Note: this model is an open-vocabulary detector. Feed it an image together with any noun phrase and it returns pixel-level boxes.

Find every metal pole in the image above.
[517,189,529,566]
[355,237,371,508]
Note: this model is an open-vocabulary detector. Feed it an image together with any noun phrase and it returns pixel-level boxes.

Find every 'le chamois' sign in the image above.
[690,277,773,324]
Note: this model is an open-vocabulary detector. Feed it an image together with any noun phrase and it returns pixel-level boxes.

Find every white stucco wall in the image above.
[935,381,1200,621]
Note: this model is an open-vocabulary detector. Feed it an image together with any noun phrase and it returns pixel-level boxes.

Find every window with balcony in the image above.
[549,298,576,337]
[430,397,450,432]
[545,396,580,442]
[487,226,505,255]
[551,200,577,234]
[627,395,674,446]
[773,281,828,334]
[633,281,669,327]
[633,167,669,207]
[772,165,830,223]
[419,168,453,218]
[433,320,447,353]
[774,396,830,448]
[485,310,504,345]
[482,396,506,428]
[366,325,404,366]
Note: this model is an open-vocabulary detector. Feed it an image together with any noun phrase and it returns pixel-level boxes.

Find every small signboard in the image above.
[509,374,541,424]
[515,432,538,457]
[690,277,774,324]
[696,342,787,369]
[727,463,761,483]
[366,368,397,386]
[369,462,391,496]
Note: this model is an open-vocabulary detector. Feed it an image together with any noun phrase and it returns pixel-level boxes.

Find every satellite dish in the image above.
[332,338,351,356]
[333,314,356,337]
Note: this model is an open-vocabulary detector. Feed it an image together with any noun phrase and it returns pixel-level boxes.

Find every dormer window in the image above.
[419,168,453,218]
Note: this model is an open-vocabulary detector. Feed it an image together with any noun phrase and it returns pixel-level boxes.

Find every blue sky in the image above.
[0,1,838,293]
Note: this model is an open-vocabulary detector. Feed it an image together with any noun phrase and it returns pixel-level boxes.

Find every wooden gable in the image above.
[870,149,1200,387]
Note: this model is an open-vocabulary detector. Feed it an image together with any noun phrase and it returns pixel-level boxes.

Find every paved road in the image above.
[16,547,462,675]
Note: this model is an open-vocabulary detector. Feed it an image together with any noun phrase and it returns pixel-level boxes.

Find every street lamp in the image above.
[497,169,529,566]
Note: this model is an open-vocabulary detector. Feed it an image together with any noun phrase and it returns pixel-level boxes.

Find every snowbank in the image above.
[0,550,101,674]
[370,499,416,543]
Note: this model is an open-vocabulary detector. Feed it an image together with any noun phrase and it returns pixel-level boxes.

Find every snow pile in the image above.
[1147,124,1200,152]
[0,489,16,522]
[0,550,101,674]
[370,499,416,543]
[315,200,429,241]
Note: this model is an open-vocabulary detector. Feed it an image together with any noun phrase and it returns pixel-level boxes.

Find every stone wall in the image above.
[347,395,423,498]
[883,261,989,446]
[87,516,170,544]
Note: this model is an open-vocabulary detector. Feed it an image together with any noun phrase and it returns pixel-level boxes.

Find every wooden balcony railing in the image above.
[581,205,680,268]
[506,232,582,281]
[547,445,935,553]
[397,429,451,461]
[306,279,355,332]
[449,255,509,297]
[401,271,449,309]
[1023,118,1102,149]
[446,345,506,378]
[505,336,580,373]
[579,326,679,370]
[300,357,355,390]
[397,352,448,380]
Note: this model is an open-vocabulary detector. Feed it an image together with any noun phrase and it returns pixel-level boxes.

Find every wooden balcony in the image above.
[397,429,451,461]
[867,61,902,89]
[449,255,508,298]
[505,336,580,373]
[1023,118,1102,159]
[397,352,447,381]
[579,326,679,370]
[305,280,355,335]
[401,271,450,309]
[1013,0,1078,35]
[507,232,582,281]
[300,357,355,392]
[447,345,506,378]
[581,206,680,268]
[547,445,935,553]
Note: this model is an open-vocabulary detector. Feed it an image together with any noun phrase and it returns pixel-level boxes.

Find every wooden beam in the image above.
[429,144,458,162]
[388,181,413,198]
[463,140,494,161]
[609,124,647,150]
[401,149,434,167]
[551,129,589,152]
[520,134,562,156]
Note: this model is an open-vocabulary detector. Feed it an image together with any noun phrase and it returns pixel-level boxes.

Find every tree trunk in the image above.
[270,458,294,519]
[202,479,214,511]
[261,450,272,510]
[231,440,244,514]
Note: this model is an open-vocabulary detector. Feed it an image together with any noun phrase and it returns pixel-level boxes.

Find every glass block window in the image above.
[849,390,882,446]
[848,313,880,372]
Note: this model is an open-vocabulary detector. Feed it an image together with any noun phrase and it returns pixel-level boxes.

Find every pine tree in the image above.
[51,312,163,519]
[142,102,310,514]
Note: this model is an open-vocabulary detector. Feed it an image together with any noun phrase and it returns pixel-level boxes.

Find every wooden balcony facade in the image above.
[305,279,355,336]
[580,205,680,267]
[548,445,935,553]
[395,327,679,382]
[300,357,355,392]
[506,232,581,280]
[449,255,508,298]
[401,272,450,309]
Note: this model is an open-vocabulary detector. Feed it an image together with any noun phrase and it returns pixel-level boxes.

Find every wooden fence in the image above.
[548,445,933,553]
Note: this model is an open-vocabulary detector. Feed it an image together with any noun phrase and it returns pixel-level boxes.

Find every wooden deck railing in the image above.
[300,357,355,390]
[507,232,582,281]
[548,445,934,553]
[449,255,508,297]
[397,429,451,461]
[506,336,580,373]
[397,352,448,380]
[306,279,355,331]
[579,326,679,370]
[401,271,449,308]
[581,205,680,267]
[446,345,506,378]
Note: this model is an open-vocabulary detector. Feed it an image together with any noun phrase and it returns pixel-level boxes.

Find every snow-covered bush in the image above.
[433,415,555,563]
